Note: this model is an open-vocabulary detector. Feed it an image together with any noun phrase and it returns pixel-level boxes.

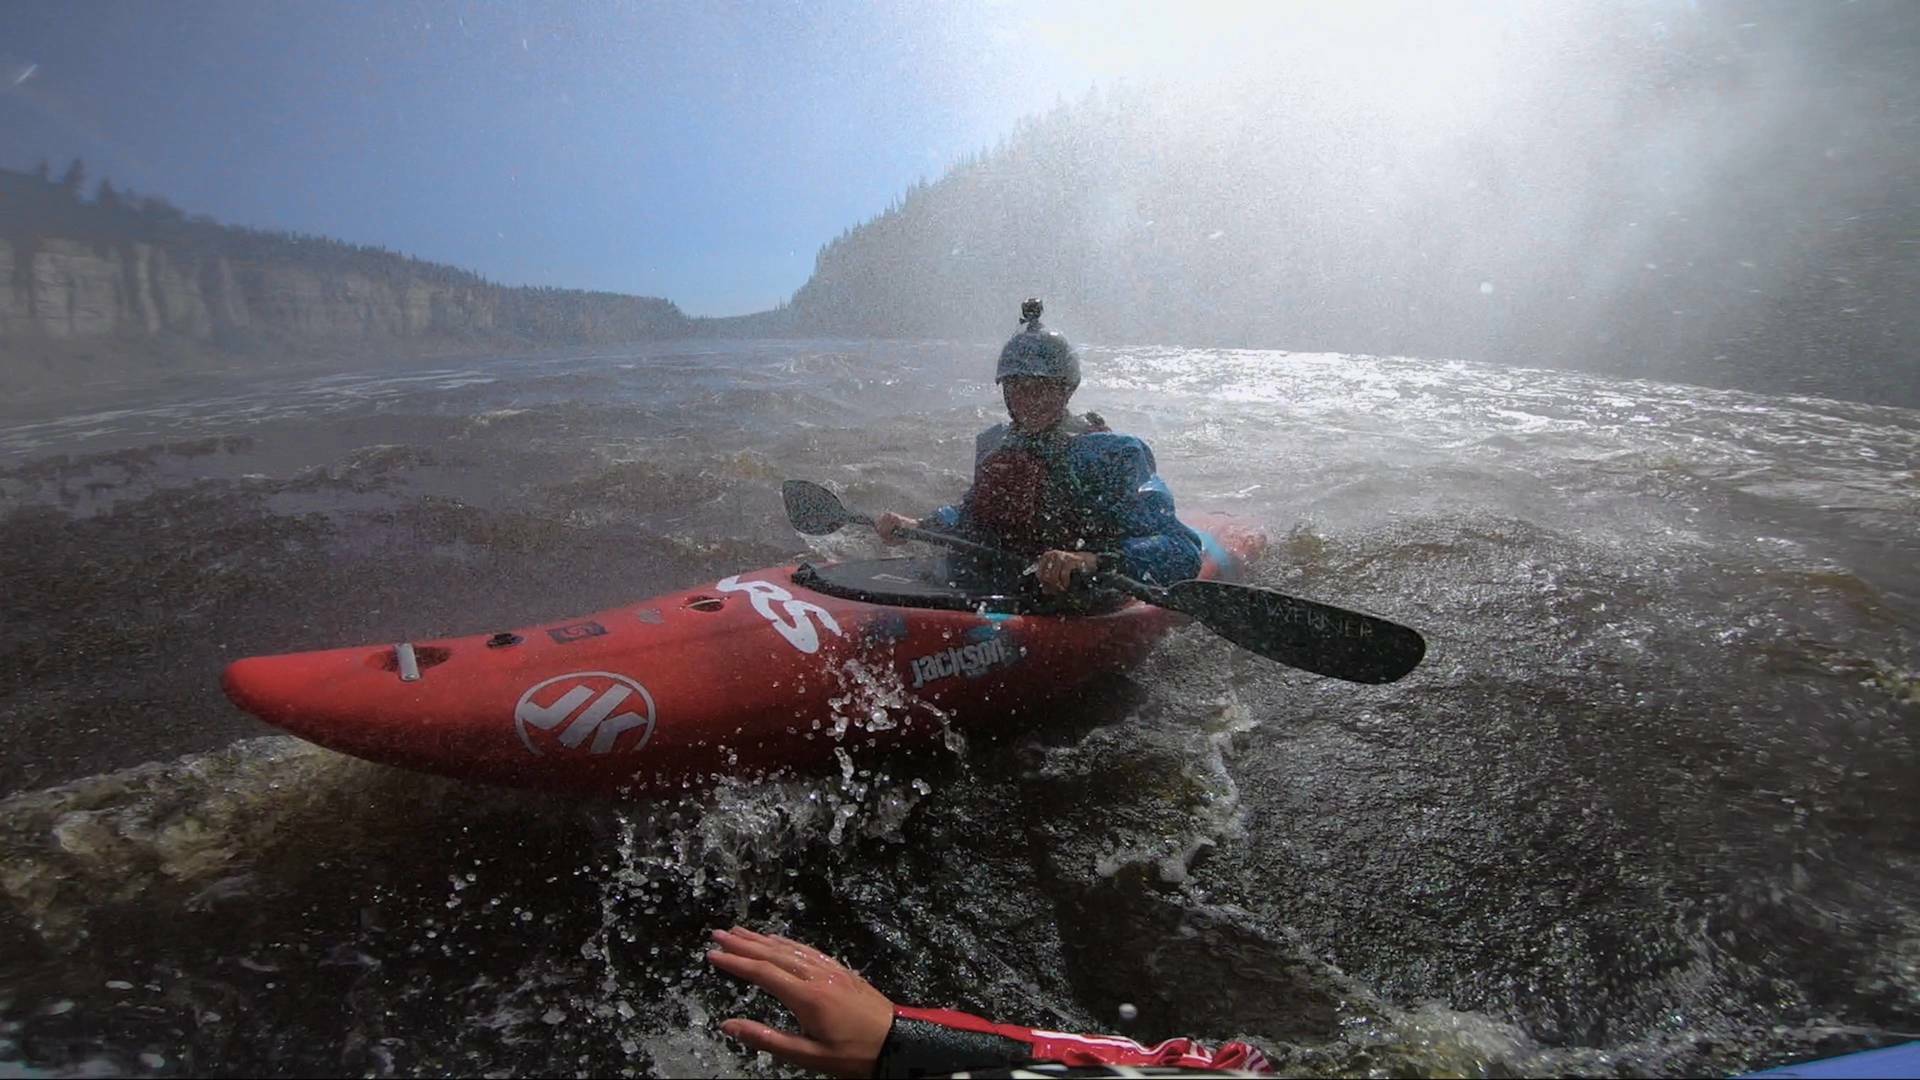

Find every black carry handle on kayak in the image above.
[781,479,1426,684]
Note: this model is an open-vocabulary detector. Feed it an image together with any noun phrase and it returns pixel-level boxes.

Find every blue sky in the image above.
[0,1,1243,315]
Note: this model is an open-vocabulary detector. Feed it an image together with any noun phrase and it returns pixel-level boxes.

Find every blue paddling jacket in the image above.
[926,411,1203,585]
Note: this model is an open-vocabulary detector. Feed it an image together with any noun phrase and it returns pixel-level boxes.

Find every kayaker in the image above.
[705,925,1274,1078]
[875,300,1203,595]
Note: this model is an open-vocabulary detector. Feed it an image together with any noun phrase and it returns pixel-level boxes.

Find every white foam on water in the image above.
[1090,685,1260,884]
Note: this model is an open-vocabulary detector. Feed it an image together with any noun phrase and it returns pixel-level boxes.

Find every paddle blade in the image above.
[782,480,861,535]
[1164,579,1427,684]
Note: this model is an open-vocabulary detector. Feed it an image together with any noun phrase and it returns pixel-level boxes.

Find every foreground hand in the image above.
[1033,550,1100,594]
[875,511,917,545]
[706,926,894,1078]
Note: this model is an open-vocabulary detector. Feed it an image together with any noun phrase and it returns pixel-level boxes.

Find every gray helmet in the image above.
[995,298,1079,389]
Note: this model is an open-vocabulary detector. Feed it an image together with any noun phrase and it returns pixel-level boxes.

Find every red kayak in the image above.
[222,514,1267,796]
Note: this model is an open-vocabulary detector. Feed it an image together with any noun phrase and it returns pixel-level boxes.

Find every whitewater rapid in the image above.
[1,340,1914,1076]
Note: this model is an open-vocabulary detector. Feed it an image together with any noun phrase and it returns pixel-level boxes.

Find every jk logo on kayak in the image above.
[717,575,843,653]
[514,672,658,757]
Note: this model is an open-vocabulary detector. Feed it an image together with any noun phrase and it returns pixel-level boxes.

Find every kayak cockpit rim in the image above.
[790,556,1130,615]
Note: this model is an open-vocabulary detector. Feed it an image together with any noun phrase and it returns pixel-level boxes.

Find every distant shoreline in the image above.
[0,337,629,422]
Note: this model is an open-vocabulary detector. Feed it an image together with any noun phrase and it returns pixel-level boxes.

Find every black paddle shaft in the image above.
[778,479,1427,683]
[784,480,1024,564]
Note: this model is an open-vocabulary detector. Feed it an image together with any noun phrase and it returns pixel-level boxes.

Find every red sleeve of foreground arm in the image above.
[892,1006,1274,1073]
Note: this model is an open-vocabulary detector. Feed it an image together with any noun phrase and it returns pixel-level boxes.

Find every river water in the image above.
[0,340,1915,1077]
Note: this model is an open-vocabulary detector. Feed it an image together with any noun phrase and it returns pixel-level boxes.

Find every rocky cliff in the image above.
[1,169,691,398]
[0,236,511,342]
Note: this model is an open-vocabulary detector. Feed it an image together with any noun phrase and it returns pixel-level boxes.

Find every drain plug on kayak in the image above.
[486,632,522,648]
[684,596,725,612]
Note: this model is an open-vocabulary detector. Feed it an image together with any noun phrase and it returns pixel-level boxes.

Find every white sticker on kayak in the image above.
[717,575,843,654]
[515,671,657,757]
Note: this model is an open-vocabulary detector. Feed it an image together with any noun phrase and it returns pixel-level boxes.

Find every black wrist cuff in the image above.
[873,1015,1032,1079]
